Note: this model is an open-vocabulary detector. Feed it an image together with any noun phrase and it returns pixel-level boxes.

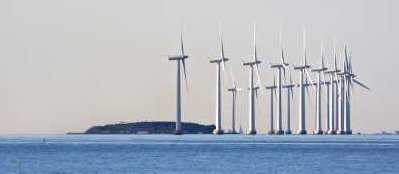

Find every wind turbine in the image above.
[311,39,327,134]
[293,29,313,135]
[342,47,370,134]
[228,68,242,134]
[210,25,229,135]
[325,41,340,134]
[283,73,295,134]
[270,31,289,134]
[167,26,190,135]
[337,47,350,134]
[243,23,263,135]
[266,77,277,134]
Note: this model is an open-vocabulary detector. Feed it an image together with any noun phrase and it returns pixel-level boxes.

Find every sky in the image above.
[0,0,397,134]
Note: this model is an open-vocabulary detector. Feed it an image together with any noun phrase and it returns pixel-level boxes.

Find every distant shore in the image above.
[70,121,216,134]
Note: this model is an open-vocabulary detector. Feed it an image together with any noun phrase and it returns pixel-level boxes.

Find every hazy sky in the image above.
[0,0,397,134]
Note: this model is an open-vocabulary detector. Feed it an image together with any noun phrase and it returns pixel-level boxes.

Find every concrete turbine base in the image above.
[275,130,284,134]
[345,130,352,135]
[337,130,346,134]
[174,130,183,135]
[297,130,307,135]
[267,130,275,135]
[213,129,224,135]
[314,130,324,134]
[284,130,292,134]
[328,130,337,134]
[247,130,257,135]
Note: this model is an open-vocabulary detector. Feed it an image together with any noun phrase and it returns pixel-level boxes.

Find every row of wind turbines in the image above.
[167,24,369,135]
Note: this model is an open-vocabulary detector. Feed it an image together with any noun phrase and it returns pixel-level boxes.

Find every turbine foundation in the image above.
[328,130,337,134]
[267,130,275,135]
[275,130,284,134]
[345,130,352,135]
[337,130,346,134]
[247,130,257,135]
[213,129,224,135]
[284,130,292,134]
[174,130,183,135]
[297,130,307,135]
[314,130,323,134]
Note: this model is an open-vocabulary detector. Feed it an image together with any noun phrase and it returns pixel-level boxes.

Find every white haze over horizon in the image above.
[0,0,397,134]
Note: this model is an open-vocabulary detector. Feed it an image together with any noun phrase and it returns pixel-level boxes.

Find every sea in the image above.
[0,134,398,174]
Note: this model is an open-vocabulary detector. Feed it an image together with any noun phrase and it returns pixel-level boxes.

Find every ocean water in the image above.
[0,135,398,174]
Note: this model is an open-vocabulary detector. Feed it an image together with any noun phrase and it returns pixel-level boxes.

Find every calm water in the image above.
[0,135,398,174]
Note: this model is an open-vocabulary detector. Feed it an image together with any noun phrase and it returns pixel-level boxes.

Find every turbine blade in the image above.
[279,30,286,64]
[219,23,225,58]
[349,49,353,74]
[221,59,228,84]
[290,87,294,99]
[182,59,189,93]
[305,69,314,86]
[353,79,370,90]
[320,38,325,68]
[255,88,258,99]
[219,26,228,84]
[333,39,337,70]
[253,22,257,62]
[302,28,307,65]
[344,46,348,72]
[180,25,185,56]
[230,67,236,87]
[255,64,262,87]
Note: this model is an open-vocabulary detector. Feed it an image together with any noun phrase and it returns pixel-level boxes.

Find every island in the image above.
[77,121,216,134]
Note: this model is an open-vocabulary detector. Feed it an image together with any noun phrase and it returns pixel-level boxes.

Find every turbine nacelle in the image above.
[325,70,340,74]
[265,85,277,90]
[270,63,289,68]
[311,67,328,72]
[293,65,311,70]
[168,55,189,60]
[210,58,229,63]
[243,60,262,66]
[283,84,296,88]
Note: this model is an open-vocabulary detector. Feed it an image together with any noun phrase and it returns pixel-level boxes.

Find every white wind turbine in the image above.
[325,41,340,134]
[227,68,242,134]
[311,39,328,134]
[167,26,190,135]
[342,48,370,134]
[243,23,263,135]
[293,29,314,134]
[337,47,349,134]
[210,25,229,135]
[266,77,277,134]
[283,73,295,134]
[270,31,289,134]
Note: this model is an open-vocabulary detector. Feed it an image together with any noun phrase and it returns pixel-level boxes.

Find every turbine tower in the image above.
[266,78,277,134]
[293,29,313,135]
[270,31,289,134]
[243,23,263,135]
[311,39,327,134]
[167,26,190,135]
[283,74,295,134]
[210,26,229,135]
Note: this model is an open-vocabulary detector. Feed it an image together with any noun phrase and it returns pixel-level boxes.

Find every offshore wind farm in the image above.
[167,24,369,135]
[1,1,399,174]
